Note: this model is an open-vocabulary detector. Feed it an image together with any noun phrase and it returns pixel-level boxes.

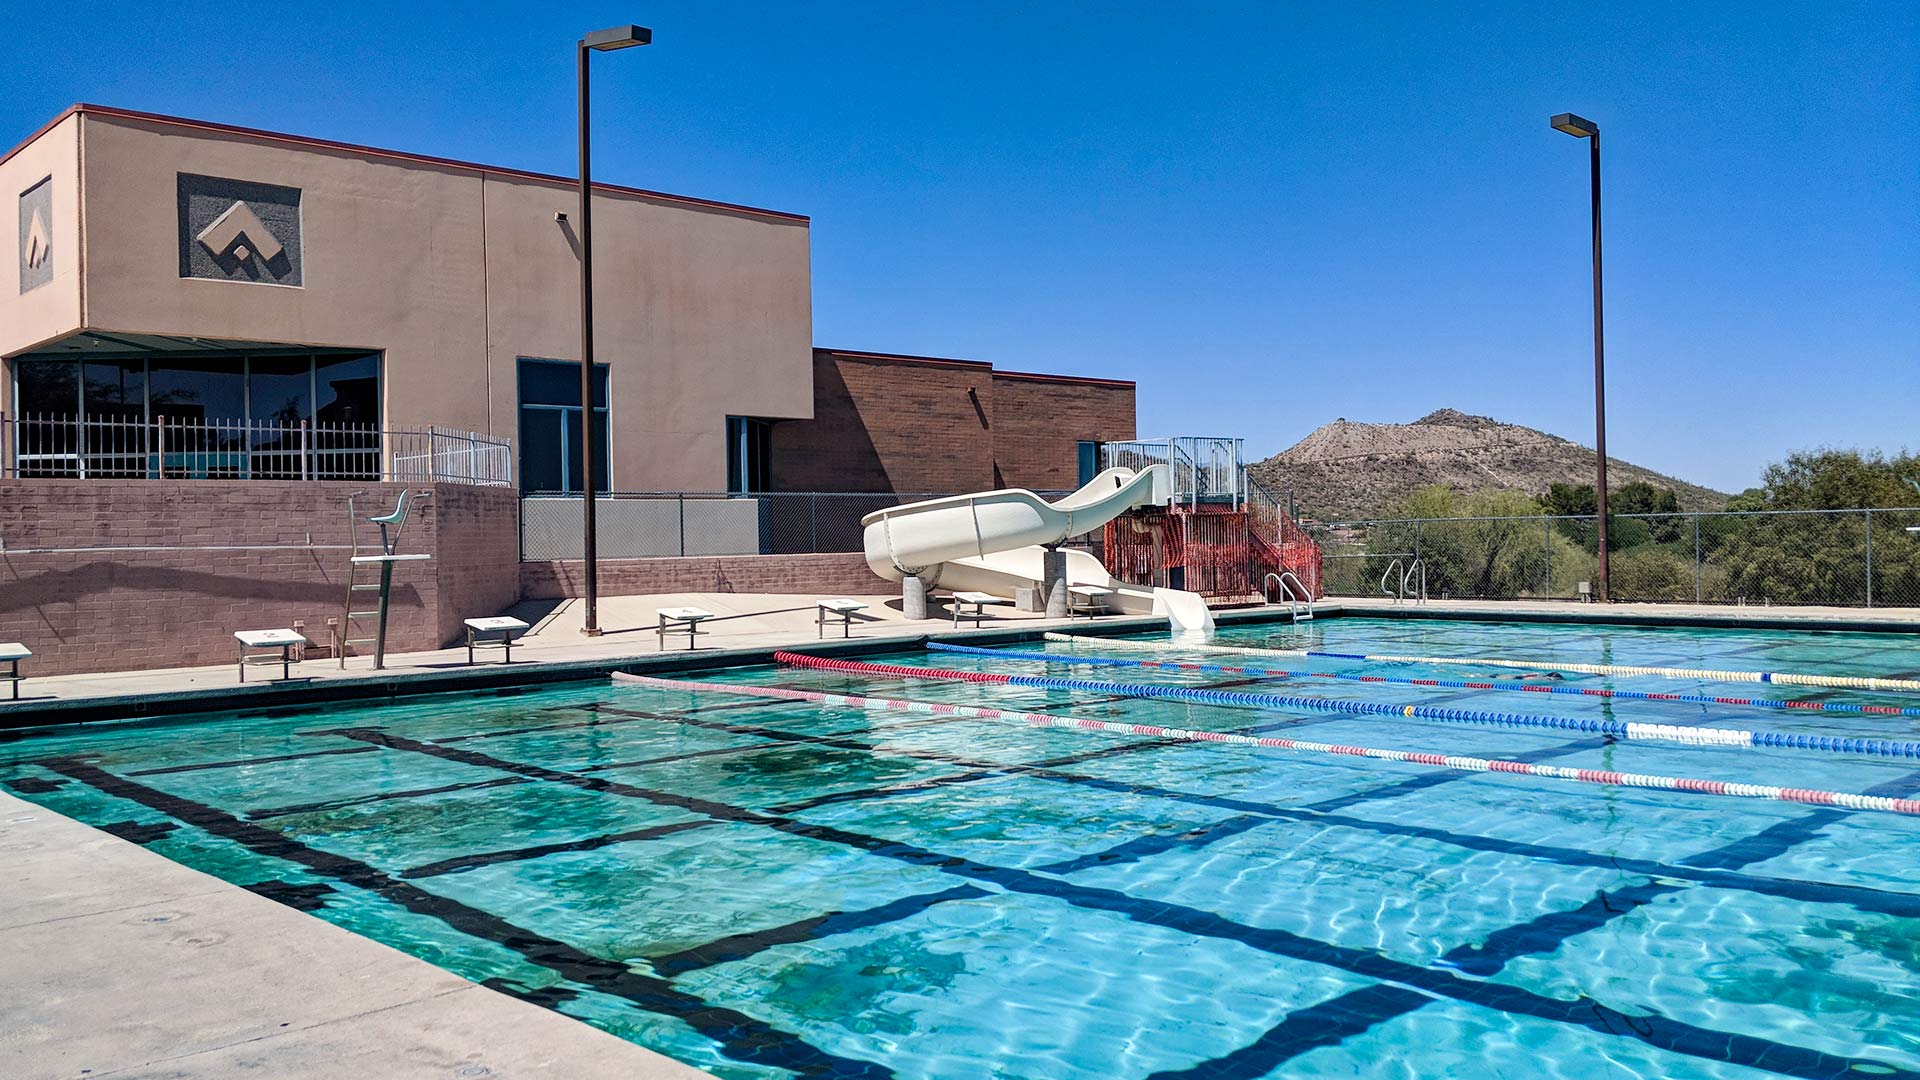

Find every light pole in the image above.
[577,23,651,636]
[1551,111,1608,602]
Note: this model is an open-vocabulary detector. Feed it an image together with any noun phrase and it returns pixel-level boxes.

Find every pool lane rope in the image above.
[1041,632,1920,694]
[611,669,1920,818]
[932,642,1920,725]
[778,650,1920,760]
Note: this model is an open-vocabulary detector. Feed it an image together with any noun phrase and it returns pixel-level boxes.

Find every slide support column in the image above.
[902,574,928,620]
[1043,547,1069,619]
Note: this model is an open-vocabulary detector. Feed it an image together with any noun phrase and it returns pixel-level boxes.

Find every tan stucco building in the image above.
[2,104,814,492]
[3,104,1133,497]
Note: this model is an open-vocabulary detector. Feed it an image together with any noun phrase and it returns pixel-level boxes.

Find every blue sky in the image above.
[7,1,1915,492]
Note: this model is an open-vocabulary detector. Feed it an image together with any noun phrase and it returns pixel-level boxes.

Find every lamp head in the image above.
[1551,113,1599,139]
[584,25,652,50]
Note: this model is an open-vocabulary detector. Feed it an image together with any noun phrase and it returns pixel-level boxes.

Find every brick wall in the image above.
[991,372,1137,491]
[427,484,522,644]
[771,349,1136,497]
[0,479,520,677]
[771,350,997,494]
[521,552,877,599]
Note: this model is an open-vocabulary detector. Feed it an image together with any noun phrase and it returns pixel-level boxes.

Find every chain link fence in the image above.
[1311,508,1920,607]
[521,491,1084,562]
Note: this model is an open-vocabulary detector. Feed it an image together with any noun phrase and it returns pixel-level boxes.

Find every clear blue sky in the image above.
[7,2,1915,492]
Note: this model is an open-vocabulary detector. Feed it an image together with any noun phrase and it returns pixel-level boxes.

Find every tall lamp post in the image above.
[577,23,651,636]
[1551,111,1608,602]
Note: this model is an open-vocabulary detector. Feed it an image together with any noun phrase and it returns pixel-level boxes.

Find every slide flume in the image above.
[860,465,1214,631]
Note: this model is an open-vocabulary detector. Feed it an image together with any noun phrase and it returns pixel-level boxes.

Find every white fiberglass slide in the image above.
[860,465,1215,632]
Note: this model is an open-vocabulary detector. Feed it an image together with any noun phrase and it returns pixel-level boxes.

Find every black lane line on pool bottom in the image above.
[246,776,532,821]
[648,884,995,977]
[1188,768,1920,1074]
[327,728,1914,1080]
[1439,767,1920,976]
[125,744,379,776]
[1144,983,1439,1080]
[399,818,715,879]
[41,758,895,1080]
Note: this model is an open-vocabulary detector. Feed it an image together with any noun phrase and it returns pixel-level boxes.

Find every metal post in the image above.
[1588,134,1610,602]
[577,39,602,636]
[374,559,395,670]
[1694,514,1703,603]
[1544,517,1552,597]
[678,493,687,556]
[1865,509,1873,608]
[810,493,819,553]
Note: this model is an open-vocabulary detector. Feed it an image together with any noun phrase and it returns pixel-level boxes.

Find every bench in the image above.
[235,629,307,683]
[816,599,868,639]
[465,617,531,665]
[656,607,715,651]
[0,643,29,701]
[1067,585,1115,619]
[951,591,1001,627]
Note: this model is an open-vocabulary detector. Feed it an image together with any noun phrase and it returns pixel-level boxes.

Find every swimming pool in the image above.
[4,615,1918,1079]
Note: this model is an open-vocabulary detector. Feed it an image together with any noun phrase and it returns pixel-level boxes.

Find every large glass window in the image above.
[7,352,381,479]
[517,358,609,493]
[726,416,773,494]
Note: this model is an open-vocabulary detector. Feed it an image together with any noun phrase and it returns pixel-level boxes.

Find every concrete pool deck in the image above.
[0,591,1144,719]
[0,789,715,1080]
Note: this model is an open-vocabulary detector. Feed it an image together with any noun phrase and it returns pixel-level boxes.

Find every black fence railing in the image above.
[1309,508,1920,607]
[520,491,1085,562]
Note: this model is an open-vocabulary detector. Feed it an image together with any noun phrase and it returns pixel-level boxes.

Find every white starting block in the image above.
[0,643,30,701]
[1067,585,1115,619]
[951,591,1001,627]
[816,598,868,638]
[465,617,530,665]
[235,629,307,683]
[656,607,715,650]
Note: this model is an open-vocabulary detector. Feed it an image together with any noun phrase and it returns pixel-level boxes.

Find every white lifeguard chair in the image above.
[335,489,432,670]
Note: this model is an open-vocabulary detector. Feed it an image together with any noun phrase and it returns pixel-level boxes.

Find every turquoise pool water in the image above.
[3,616,1919,1079]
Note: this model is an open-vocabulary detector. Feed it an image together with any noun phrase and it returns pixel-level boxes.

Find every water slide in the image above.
[860,466,1216,632]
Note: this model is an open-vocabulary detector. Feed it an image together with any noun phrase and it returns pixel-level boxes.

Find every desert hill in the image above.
[1249,409,1728,520]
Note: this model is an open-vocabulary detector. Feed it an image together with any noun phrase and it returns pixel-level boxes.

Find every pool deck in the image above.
[0,788,714,1080]
[0,591,1150,723]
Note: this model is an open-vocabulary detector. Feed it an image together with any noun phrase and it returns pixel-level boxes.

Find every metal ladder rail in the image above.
[1402,559,1427,606]
[1263,571,1315,621]
[1380,558,1405,604]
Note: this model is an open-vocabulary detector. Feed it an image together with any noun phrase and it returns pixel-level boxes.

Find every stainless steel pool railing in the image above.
[1264,571,1316,622]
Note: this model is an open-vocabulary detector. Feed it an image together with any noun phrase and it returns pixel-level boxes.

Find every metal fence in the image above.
[1309,508,1920,608]
[0,413,512,487]
[520,491,1084,562]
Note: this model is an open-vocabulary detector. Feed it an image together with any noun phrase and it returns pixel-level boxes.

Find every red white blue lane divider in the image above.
[1041,632,1920,694]
[780,650,1920,760]
[935,641,1920,724]
[611,669,1920,817]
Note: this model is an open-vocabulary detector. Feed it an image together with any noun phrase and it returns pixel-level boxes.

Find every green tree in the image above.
[1707,449,1920,605]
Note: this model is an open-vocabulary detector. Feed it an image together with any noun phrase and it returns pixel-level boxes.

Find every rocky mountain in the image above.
[1249,409,1728,520]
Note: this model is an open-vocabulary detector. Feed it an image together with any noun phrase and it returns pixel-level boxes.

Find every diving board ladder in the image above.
[336,489,432,670]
